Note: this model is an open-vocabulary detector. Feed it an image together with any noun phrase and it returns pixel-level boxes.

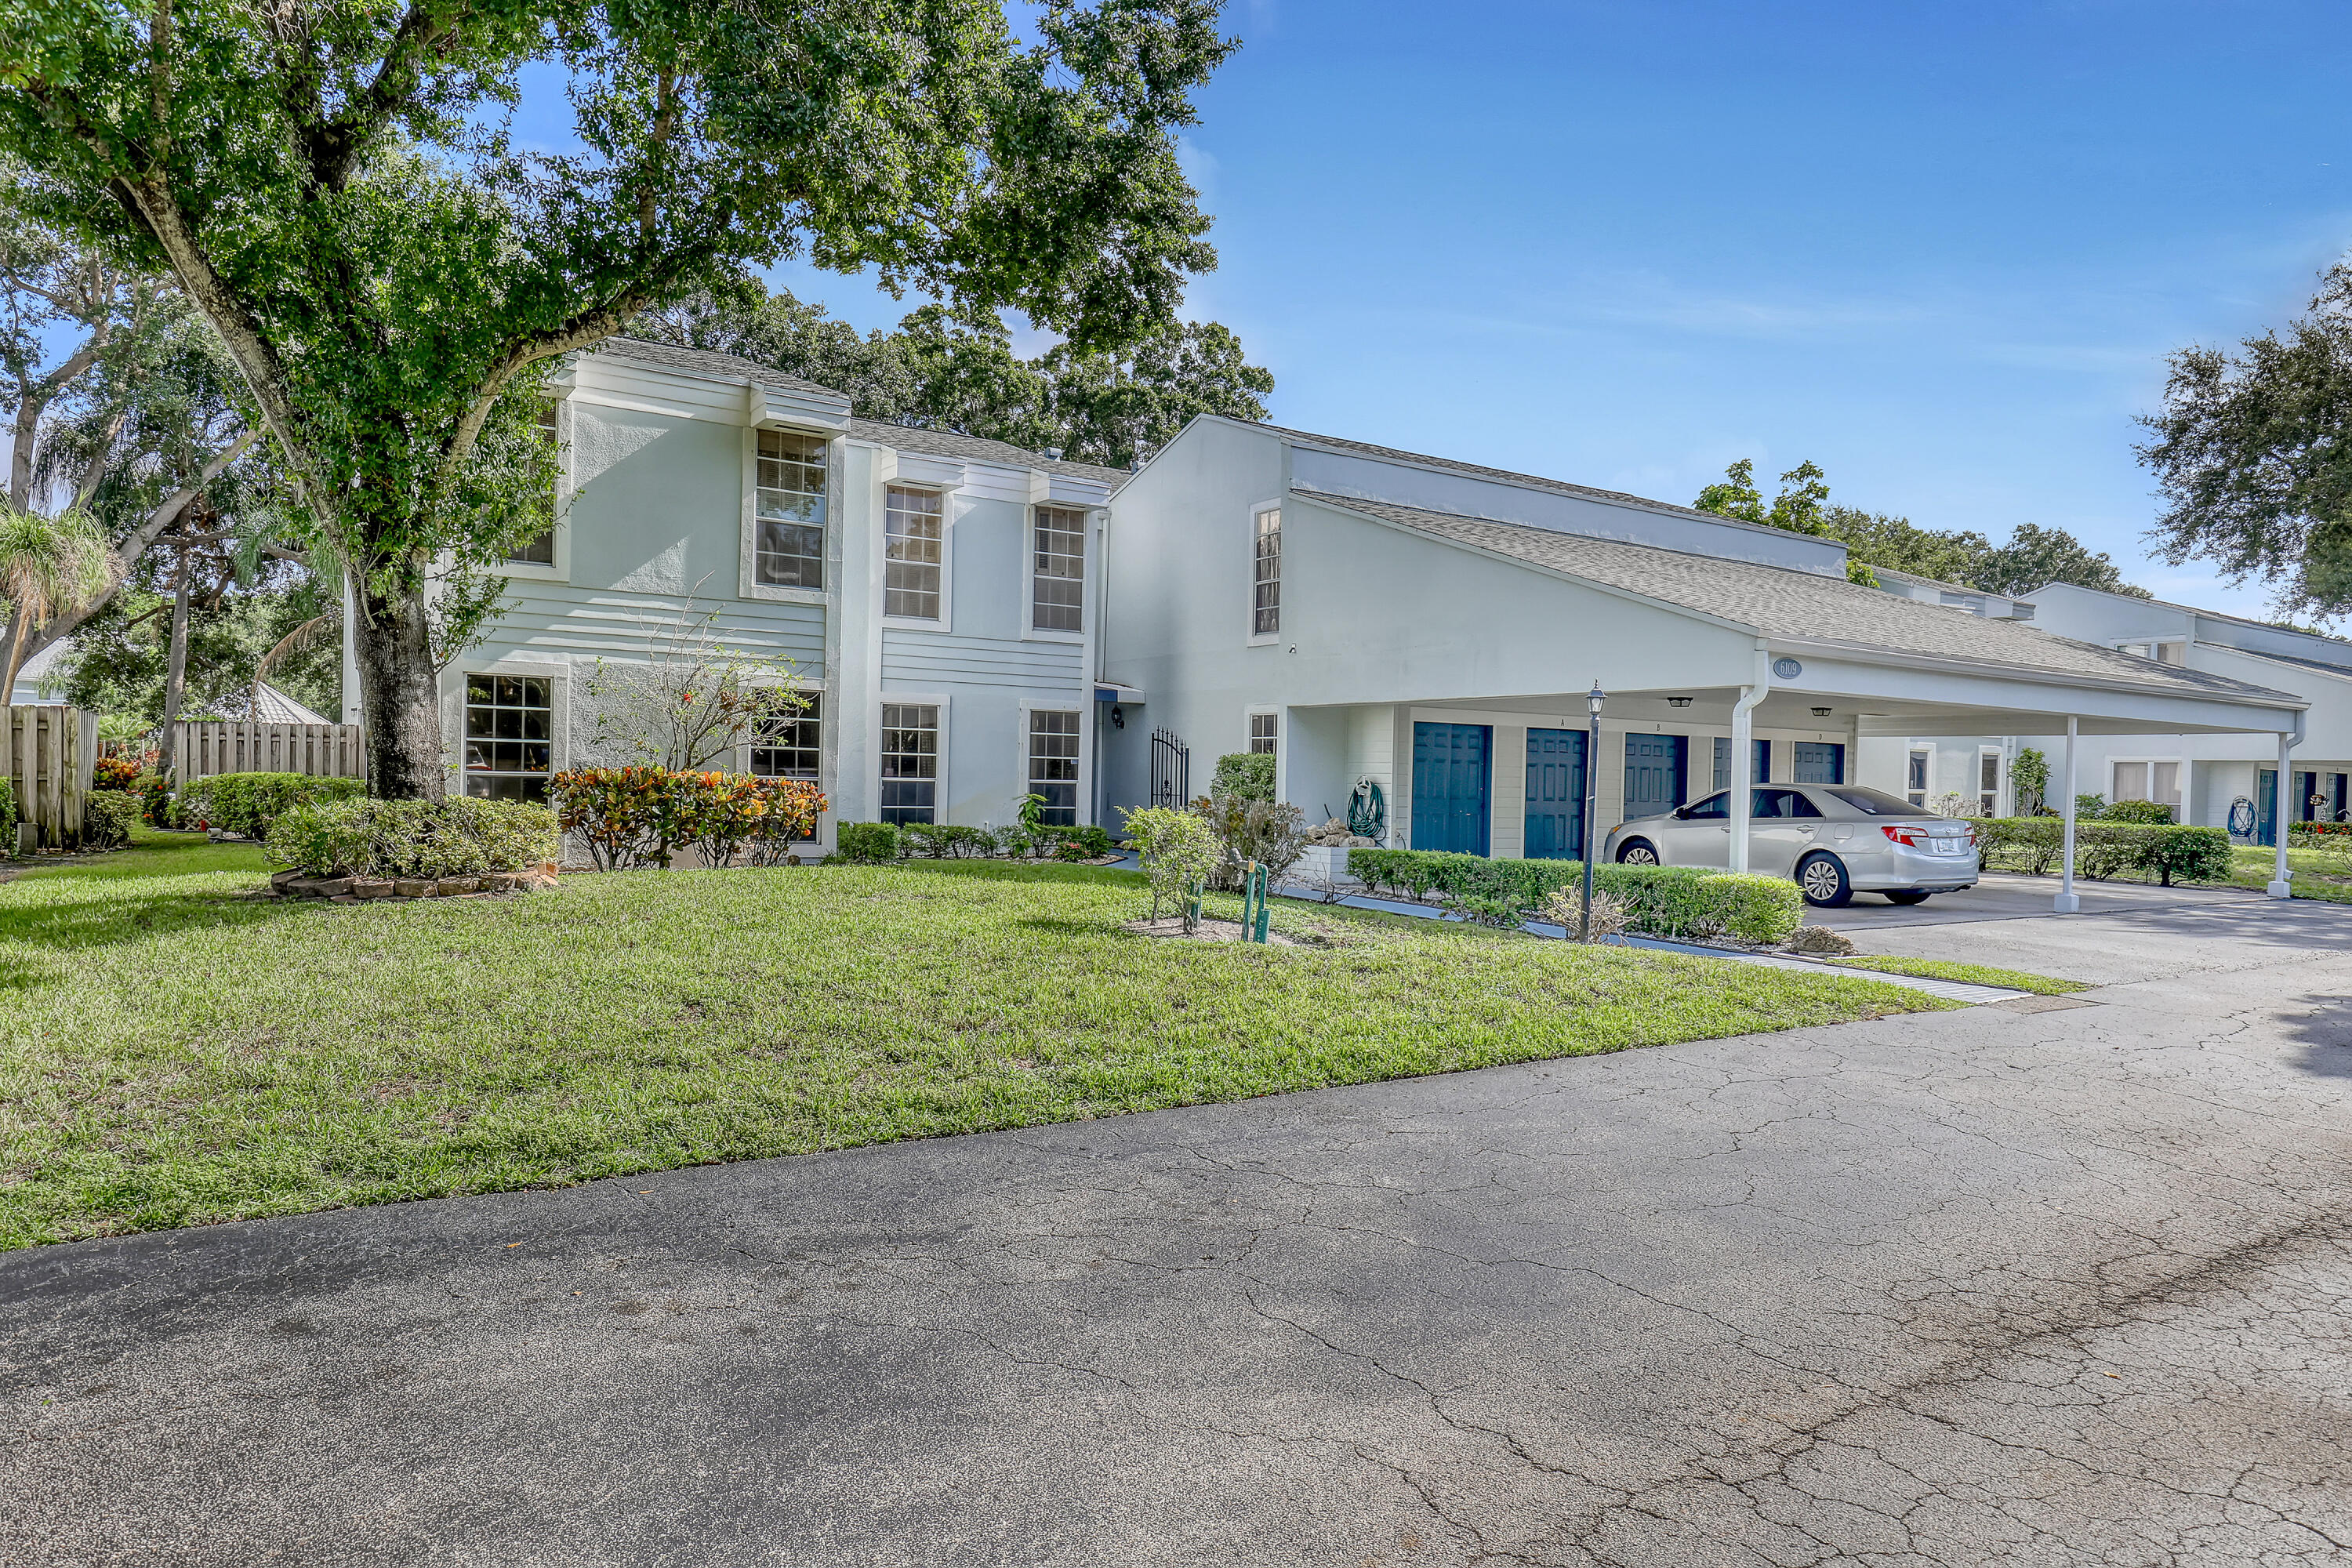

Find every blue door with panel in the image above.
[1524,728,1588,860]
[2258,768,2278,846]
[1413,722,1493,855]
[1711,738,1772,789]
[1623,733,1688,820]
[1791,742,1846,785]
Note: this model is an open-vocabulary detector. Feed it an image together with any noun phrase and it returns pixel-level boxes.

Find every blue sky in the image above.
[768,0,2352,619]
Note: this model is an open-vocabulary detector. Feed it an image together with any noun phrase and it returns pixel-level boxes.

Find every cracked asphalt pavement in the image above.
[6,885,2352,1566]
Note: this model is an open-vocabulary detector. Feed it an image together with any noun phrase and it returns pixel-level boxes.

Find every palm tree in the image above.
[0,506,118,702]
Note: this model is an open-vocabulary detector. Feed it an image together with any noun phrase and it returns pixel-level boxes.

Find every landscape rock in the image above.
[351,880,396,898]
[437,877,481,895]
[393,879,437,898]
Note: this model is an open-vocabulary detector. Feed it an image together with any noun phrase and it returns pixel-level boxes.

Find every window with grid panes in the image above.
[755,429,828,587]
[1031,505,1085,632]
[1249,713,1277,756]
[884,487,944,619]
[1978,751,2000,816]
[506,405,558,564]
[880,704,939,824]
[1027,710,1080,826]
[1253,508,1280,635]
[750,692,821,779]
[463,674,553,800]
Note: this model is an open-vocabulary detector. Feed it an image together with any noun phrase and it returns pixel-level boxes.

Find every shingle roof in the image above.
[1306,490,2302,703]
[587,336,1129,485]
[593,336,846,399]
[844,418,1131,486]
[1250,419,1793,535]
[252,683,334,725]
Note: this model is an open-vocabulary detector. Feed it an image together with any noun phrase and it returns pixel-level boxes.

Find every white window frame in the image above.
[445,659,569,802]
[2109,754,2185,811]
[495,397,571,584]
[1247,501,1282,645]
[1905,744,1934,809]
[738,681,827,842]
[880,482,953,629]
[877,691,951,826]
[1018,700,1087,828]
[1247,708,1279,757]
[739,424,837,606]
[1976,746,2003,818]
[1025,503,1090,643]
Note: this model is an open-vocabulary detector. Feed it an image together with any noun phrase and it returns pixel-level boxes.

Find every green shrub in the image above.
[265,797,558,879]
[81,790,140,850]
[2101,798,2175,824]
[1343,848,1801,944]
[0,775,14,841]
[902,822,992,858]
[1196,792,1308,889]
[546,767,826,871]
[1208,751,1275,802]
[1975,816,2232,886]
[91,755,140,790]
[834,822,902,863]
[130,774,175,826]
[1122,805,1221,928]
[181,772,365,840]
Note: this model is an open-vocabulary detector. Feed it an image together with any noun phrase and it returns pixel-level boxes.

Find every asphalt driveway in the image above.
[5,897,2351,1566]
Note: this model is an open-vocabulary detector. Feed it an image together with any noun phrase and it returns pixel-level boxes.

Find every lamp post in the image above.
[1581,681,1604,942]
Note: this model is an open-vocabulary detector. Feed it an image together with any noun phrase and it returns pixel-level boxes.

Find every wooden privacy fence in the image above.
[7,705,95,848]
[171,721,368,784]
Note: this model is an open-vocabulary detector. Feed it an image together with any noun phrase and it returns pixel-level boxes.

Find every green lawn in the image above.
[1828,956,2094,996]
[0,829,1955,1250]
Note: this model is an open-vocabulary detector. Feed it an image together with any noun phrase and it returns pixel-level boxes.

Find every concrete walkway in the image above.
[5,898,2351,1566]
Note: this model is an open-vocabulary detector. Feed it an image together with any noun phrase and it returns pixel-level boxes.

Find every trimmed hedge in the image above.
[549,767,826,871]
[1208,751,1276,802]
[834,822,902,863]
[1974,817,2234,886]
[1347,848,1803,944]
[265,797,559,880]
[181,772,365,840]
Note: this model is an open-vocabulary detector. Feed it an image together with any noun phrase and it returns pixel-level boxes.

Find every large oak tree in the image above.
[0,0,1232,795]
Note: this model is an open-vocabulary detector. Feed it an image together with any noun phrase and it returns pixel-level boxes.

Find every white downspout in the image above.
[1728,647,1771,874]
[2055,716,2079,914]
[2269,710,2306,898]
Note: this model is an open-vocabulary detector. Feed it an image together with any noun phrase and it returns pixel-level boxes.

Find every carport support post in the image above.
[2055,717,2080,914]
[1727,652,1770,875]
[2269,731,2295,898]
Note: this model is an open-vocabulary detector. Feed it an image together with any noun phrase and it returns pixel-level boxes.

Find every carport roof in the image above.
[1305,489,2303,706]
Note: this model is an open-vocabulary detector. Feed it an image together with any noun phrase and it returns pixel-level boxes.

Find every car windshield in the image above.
[1820,786,1939,818]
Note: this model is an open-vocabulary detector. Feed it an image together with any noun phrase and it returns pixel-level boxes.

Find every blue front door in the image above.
[1624,733,1688,819]
[1711,738,1772,789]
[1791,742,1845,785]
[1412,722,1493,855]
[2258,768,2278,846]
[1524,728,1588,861]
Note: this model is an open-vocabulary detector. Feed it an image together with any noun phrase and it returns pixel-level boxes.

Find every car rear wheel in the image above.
[1617,840,1660,866]
[1884,890,1932,906]
[1795,852,1852,908]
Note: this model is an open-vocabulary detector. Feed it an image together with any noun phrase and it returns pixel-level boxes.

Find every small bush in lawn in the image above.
[130,774,174,826]
[81,791,140,850]
[1208,751,1275,802]
[181,772,365,840]
[1195,792,1308,889]
[1123,805,1220,930]
[1540,885,1631,942]
[833,822,902,863]
[266,797,558,879]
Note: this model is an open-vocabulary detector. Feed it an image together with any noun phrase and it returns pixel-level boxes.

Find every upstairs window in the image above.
[1032,505,1085,632]
[884,486,944,619]
[506,405,558,564]
[751,692,821,780]
[756,429,828,588]
[1253,508,1281,636]
[1027,710,1080,826]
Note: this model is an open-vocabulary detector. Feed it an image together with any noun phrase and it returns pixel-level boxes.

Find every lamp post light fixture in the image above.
[1581,682,1605,944]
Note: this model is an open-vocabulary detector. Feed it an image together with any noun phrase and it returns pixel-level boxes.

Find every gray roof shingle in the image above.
[593,336,846,399]
[1307,490,2302,703]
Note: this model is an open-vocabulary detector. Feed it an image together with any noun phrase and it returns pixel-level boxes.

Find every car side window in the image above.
[1786,791,1823,818]
[1751,789,1790,818]
[1681,792,1729,820]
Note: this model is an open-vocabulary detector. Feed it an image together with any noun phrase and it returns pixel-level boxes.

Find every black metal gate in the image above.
[1150,727,1189,808]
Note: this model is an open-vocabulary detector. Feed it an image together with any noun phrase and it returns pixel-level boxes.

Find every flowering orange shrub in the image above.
[550,767,826,871]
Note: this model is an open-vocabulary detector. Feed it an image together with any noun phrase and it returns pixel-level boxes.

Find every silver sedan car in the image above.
[1602,784,1980,907]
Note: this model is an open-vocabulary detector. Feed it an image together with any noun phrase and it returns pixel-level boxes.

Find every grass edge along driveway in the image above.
[0,837,1955,1250]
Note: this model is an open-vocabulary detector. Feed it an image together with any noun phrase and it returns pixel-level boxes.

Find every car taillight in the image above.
[1882,825,1926,848]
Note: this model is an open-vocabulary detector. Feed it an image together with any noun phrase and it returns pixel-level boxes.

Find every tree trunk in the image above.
[157,552,191,778]
[350,567,446,800]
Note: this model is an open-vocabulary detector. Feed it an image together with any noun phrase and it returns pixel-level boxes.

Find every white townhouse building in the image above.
[345,338,1127,848]
[1867,572,2352,845]
[1094,416,2307,891]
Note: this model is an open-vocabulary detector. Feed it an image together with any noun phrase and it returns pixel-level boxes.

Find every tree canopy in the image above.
[2139,262,2352,622]
[0,0,1236,794]
[637,282,1272,468]
[1695,459,2148,599]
